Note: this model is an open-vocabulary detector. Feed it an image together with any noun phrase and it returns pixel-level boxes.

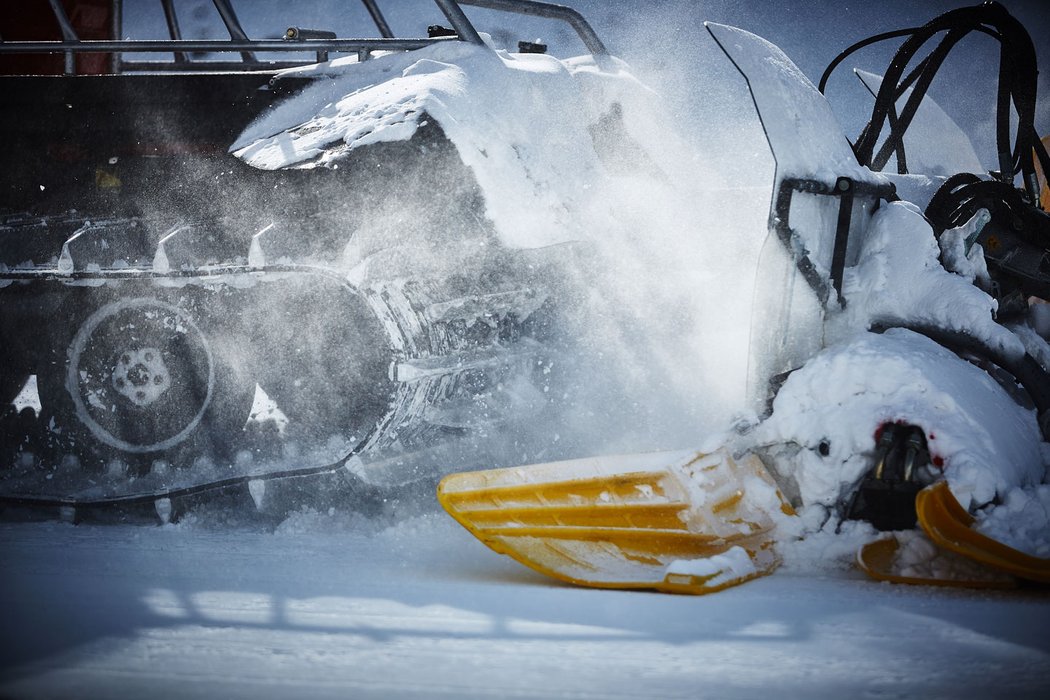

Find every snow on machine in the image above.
[440,3,1050,592]
[0,0,642,521]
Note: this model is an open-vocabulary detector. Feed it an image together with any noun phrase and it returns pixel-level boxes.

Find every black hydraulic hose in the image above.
[824,2,1046,209]
[854,5,1033,180]
[993,7,1039,191]
[854,5,992,169]
[879,52,937,172]
[874,44,933,172]
[871,28,969,172]
[878,43,970,172]
[818,24,999,95]
[923,172,983,234]
[876,46,961,172]
[818,27,917,94]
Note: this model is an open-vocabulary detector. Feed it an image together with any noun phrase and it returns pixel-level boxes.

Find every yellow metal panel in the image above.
[917,481,1050,584]
[439,448,793,595]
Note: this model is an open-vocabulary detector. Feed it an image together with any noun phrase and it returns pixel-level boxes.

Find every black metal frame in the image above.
[772,177,897,308]
[1,0,608,75]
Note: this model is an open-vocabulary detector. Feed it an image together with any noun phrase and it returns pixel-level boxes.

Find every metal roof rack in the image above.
[0,0,608,75]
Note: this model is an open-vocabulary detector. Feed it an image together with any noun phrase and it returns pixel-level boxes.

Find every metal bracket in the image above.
[772,177,896,309]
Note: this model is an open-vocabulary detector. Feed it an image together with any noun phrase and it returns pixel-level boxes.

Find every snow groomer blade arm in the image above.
[917,481,1050,584]
[438,448,794,595]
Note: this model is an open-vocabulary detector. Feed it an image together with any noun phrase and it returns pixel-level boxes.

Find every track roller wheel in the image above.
[39,296,255,473]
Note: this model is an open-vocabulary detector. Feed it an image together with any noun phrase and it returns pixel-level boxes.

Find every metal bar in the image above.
[115,60,330,72]
[0,38,442,54]
[830,178,854,305]
[111,0,123,73]
[46,0,79,41]
[772,177,896,310]
[160,0,189,64]
[772,179,832,308]
[433,0,485,45]
[211,0,255,63]
[360,0,395,38]
[211,0,251,41]
[46,0,78,74]
[0,0,612,69]
[456,0,608,56]
[161,0,183,41]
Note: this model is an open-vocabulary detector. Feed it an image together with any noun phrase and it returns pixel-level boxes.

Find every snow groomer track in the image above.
[0,0,606,518]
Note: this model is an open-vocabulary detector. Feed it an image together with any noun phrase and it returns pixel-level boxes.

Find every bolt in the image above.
[128,363,150,387]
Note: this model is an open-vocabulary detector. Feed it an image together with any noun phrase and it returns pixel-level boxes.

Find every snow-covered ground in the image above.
[2,513,1049,700]
[4,1,1050,698]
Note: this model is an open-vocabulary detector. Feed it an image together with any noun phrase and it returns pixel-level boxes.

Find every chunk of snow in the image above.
[665,545,757,588]
[833,200,1022,359]
[756,329,1044,510]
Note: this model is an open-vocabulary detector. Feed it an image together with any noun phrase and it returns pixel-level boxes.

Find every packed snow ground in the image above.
[2,514,1049,700]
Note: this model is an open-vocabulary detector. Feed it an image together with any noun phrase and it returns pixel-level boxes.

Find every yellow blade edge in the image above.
[856,535,1016,589]
[917,481,1050,584]
[1036,134,1049,212]
[438,448,793,595]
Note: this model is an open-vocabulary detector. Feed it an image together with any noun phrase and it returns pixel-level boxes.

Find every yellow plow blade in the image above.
[856,533,1016,589]
[438,448,794,595]
[1036,134,1049,212]
[917,481,1050,584]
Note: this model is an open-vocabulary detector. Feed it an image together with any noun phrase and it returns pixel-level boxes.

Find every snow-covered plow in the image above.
[0,0,634,520]
[441,3,1050,592]
[857,480,1050,587]
[439,448,793,595]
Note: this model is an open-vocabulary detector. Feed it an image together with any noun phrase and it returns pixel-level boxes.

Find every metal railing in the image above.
[1,0,608,75]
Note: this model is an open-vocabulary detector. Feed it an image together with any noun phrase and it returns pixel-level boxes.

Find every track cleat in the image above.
[248,480,266,511]
[155,498,173,525]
